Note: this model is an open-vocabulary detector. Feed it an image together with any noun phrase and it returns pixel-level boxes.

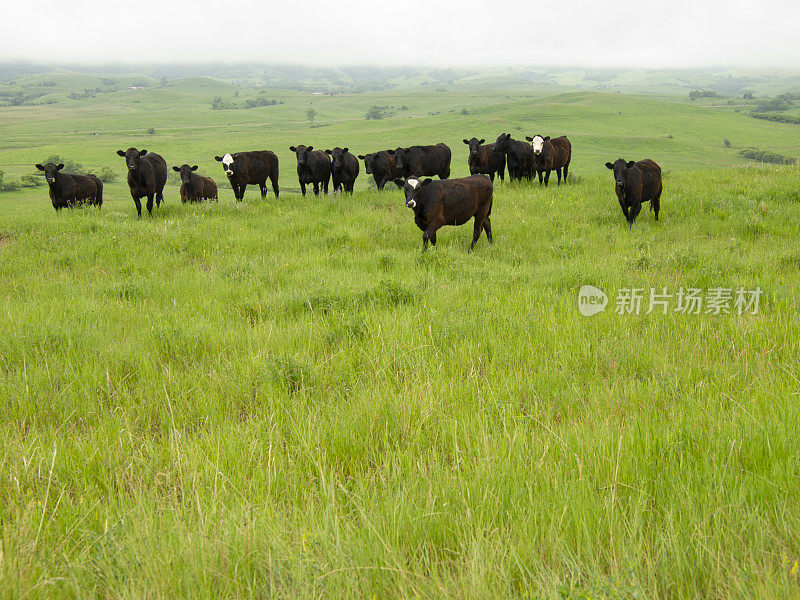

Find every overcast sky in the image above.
[3,0,799,68]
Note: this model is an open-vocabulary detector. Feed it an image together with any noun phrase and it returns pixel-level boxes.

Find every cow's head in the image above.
[325,147,349,173]
[117,147,147,171]
[392,176,432,209]
[605,158,636,190]
[214,153,235,177]
[492,133,512,154]
[525,135,549,155]
[172,164,198,184]
[388,148,407,171]
[463,137,485,160]
[289,145,313,167]
[358,153,374,174]
[35,162,64,183]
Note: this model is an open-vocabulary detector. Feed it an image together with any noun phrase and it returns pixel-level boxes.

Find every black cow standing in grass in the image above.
[463,137,505,182]
[605,158,663,228]
[525,135,572,186]
[357,150,402,190]
[388,143,451,179]
[289,145,331,196]
[214,150,279,200]
[35,162,103,210]
[492,133,533,181]
[172,164,218,203]
[325,147,359,194]
[393,175,493,251]
[116,147,167,217]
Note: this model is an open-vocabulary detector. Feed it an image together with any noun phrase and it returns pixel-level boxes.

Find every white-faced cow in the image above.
[357,150,403,190]
[463,137,505,182]
[172,164,218,203]
[388,144,451,180]
[393,175,493,252]
[214,151,279,201]
[116,147,167,218]
[324,147,359,194]
[525,135,572,186]
[289,145,331,196]
[35,162,103,210]
[605,158,663,228]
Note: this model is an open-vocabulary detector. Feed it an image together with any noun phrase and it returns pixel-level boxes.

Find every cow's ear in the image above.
[342,147,348,153]
[627,161,636,168]
[543,136,550,142]
[307,146,313,152]
[191,165,198,171]
[139,149,147,156]
[463,139,469,144]
[525,136,532,141]
[214,156,223,161]
[479,139,485,145]
[117,150,126,157]
[289,146,296,152]
[357,155,365,159]
[605,162,614,170]
[172,166,180,172]
[421,178,433,186]
[325,149,332,155]
[35,164,45,171]
[387,150,394,155]
[392,178,405,187]
[56,164,64,171]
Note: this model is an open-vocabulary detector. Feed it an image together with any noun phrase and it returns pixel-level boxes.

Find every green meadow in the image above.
[0,71,799,599]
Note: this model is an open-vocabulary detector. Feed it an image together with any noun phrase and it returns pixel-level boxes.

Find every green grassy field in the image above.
[1,74,800,599]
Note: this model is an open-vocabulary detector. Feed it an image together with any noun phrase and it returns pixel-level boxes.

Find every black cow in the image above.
[357,150,402,190]
[605,158,663,228]
[393,175,493,252]
[388,144,451,179]
[463,137,505,182]
[214,151,279,201]
[35,162,102,210]
[289,145,331,196]
[491,134,533,181]
[116,147,167,217]
[324,147,359,194]
[525,135,572,186]
[172,165,218,203]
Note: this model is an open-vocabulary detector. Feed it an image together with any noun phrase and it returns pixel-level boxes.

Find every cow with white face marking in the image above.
[393,174,493,251]
[289,145,331,196]
[214,150,279,201]
[524,135,572,186]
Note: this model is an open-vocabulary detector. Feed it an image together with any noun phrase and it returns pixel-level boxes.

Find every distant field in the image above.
[1,73,800,599]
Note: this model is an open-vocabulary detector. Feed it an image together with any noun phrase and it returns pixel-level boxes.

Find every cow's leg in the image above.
[563,163,569,183]
[628,201,642,228]
[300,182,306,196]
[483,217,493,244]
[618,197,629,219]
[556,168,562,185]
[499,166,505,182]
[259,182,267,197]
[653,192,662,221]
[239,184,247,201]
[544,170,551,186]
[146,194,154,216]
[270,175,279,198]
[313,182,320,196]
[376,176,386,190]
[469,217,484,252]
[537,170,543,185]
[422,225,438,251]
[323,176,330,195]
[156,189,163,207]
[132,194,142,218]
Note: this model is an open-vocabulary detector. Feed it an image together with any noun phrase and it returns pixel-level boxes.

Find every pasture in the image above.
[1,74,799,599]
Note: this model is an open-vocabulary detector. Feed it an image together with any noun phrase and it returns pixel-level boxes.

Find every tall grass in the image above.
[1,165,799,598]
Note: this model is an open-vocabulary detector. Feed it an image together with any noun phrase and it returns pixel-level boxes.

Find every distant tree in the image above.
[43,155,85,175]
[20,173,43,187]
[147,128,156,135]
[159,77,168,88]
[723,139,731,147]
[97,166,118,183]
[306,107,317,125]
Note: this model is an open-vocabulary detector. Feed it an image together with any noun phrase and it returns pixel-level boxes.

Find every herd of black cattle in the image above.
[33,133,663,249]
